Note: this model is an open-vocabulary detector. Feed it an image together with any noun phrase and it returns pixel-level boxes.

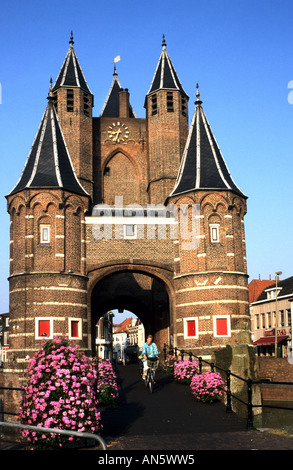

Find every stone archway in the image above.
[87,264,175,356]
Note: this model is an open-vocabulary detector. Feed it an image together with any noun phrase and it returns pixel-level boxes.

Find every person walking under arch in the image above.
[142,335,159,380]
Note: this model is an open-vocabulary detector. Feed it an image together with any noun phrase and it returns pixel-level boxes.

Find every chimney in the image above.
[119,88,130,118]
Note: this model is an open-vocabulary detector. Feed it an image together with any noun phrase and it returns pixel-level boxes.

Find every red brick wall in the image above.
[257,357,293,401]
[93,117,148,206]
[146,89,189,204]
[54,87,94,198]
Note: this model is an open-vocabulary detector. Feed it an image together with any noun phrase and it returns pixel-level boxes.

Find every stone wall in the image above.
[256,357,293,401]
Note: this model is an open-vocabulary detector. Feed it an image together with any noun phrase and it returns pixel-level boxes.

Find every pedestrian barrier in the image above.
[163,344,293,429]
[0,385,107,450]
[0,421,107,449]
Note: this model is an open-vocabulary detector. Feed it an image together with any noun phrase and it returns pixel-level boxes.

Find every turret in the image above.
[52,32,94,198]
[6,83,90,362]
[145,36,189,204]
[168,85,250,355]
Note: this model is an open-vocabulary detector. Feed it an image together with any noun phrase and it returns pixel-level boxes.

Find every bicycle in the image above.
[144,357,159,393]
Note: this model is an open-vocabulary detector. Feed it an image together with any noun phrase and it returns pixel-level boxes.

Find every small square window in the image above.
[104,167,110,176]
[124,224,137,239]
[210,224,219,243]
[40,225,50,244]
[213,316,231,337]
[36,318,53,339]
[183,317,198,339]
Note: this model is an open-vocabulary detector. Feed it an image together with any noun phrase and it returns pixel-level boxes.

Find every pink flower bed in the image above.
[18,337,102,449]
[190,371,226,403]
[95,358,119,408]
[173,357,199,384]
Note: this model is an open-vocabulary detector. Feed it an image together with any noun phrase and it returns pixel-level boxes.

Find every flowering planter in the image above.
[18,337,116,450]
[190,371,226,403]
[173,358,199,385]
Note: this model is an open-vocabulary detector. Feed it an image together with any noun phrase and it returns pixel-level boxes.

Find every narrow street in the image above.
[99,364,293,450]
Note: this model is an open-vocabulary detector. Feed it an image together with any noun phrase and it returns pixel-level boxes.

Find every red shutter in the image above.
[187,320,196,337]
[38,320,50,337]
[71,320,79,338]
[216,318,228,336]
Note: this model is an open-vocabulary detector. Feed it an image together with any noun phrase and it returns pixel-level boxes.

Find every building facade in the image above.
[250,276,292,357]
[4,34,251,388]
[0,313,9,366]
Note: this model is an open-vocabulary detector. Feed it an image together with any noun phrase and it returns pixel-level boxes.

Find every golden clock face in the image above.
[108,122,129,144]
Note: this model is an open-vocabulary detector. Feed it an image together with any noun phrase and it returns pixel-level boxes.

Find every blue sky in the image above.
[0,0,292,313]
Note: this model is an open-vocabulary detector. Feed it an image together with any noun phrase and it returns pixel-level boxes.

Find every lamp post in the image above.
[275,271,282,358]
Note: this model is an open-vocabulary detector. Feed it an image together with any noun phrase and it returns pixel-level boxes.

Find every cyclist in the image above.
[141,335,159,380]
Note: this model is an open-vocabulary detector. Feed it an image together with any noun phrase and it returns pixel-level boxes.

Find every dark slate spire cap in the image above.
[146,35,188,98]
[52,32,92,96]
[7,82,89,198]
[169,84,247,199]
[100,68,136,118]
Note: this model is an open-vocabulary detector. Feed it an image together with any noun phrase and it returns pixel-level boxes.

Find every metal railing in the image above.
[163,344,293,429]
[0,385,107,449]
[0,421,107,449]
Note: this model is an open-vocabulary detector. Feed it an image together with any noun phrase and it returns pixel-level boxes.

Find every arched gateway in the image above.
[4,35,256,410]
[88,264,175,355]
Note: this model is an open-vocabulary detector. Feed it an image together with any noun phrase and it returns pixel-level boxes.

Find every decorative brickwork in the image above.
[4,35,252,400]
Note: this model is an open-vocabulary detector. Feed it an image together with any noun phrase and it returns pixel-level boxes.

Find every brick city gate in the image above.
[88,264,175,355]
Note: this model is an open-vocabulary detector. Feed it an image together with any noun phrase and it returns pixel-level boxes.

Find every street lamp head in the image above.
[275,271,282,277]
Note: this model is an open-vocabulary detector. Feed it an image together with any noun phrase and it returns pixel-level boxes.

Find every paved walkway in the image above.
[1,364,293,451]
[100,364,293,451]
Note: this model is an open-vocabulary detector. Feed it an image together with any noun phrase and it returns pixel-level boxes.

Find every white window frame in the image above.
[213,315,231,337]
[124,224,137,239]
[68,318,82,340]
[210,224,220,243]
[3,331,9,346]
[35,317,53,340]
[183,317,199,339]
[40,224,50,244]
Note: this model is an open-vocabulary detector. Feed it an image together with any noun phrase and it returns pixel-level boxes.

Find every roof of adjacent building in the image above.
[248,279,275,303]
[100,68,136,117]
[253,276,293,303]
[146,35,188,97]
[169,85,247,199]
[113,317,135,334]
[7,84,89,198]
[52,32,92,95]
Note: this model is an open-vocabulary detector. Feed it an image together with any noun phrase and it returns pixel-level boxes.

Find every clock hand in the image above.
[114,129,121,142]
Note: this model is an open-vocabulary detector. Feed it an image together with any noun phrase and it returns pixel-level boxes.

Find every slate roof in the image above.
[52,32,92,96]
[253,276,293,303]
[7,86,89,198]
[100,68,136,118]
[146,35,188,98]
[169,85,246,199]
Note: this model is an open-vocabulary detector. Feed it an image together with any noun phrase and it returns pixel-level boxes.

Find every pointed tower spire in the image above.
[7,89,89,198]
[52,33,92,95]
[146,35,188,98]
[169,85,246,199]
[100,68,136,118]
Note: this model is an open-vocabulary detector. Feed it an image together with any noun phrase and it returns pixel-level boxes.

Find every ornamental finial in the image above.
[47,77,54,101]
[162,34,166,47]
[69,31,74,45]
[195,83,202,106]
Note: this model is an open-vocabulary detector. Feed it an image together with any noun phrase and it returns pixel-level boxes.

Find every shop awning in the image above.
[253,335,288,346]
